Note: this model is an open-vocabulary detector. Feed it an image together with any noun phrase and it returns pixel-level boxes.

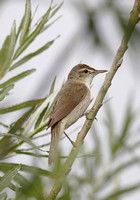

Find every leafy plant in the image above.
[0,0,62,199]
[0,0,140,200]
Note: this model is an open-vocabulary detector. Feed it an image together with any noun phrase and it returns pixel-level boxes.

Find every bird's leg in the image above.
[64,132,76,147]
[82,110,98,121]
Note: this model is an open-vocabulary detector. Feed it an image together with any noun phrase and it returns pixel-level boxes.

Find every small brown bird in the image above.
[48,64,107,164]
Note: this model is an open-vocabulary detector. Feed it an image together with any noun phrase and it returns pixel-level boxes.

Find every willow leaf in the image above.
[13,2,52,60]
[49,76,56,95]
[15,150,47,158]
[0,84,14,101]
[0,165,21,192]
[0,99,44,114]
[0,133,38,150]
[16,15,24,41]
[104,183,140,200]
[0,69,36,88]
[20,0,31,45]
[0,163,53,177]
[0,192,7,199]
[9,106,36,134]
[35,105,49,129]
[22,91,58,136]
[0,36,10,79]
[41,16,62,34]
[50,2,63,19]
[44,92,58,120]
[10,38,57,70]
[0,20,16,79]
[109,158,140,179]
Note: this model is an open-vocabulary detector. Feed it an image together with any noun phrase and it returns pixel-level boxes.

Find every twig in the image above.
[46,1,140,199]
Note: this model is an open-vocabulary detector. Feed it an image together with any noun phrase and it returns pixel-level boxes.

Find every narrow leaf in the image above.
[44,92,58,120]
[10,38,57,70]
[13,3,52,59]
[0,165,20,192]
[0,20,16,79]
[0,163,53,177]
[9,106,36,134]
[16,15,24,41]
[0,192,7,199]
[49,76,56,95]
[35,105,49,129]
[41,16,62,34]
[20,0,31,44]
[104,183,140,200]
[22,91,58,136]
[0,99,44,114]
[0,36,10,79]
[8,20,16,61]
[0,69,36,88]
[0,133,39,150]
[0,84,14,101]
[109,158,140,179]
[15,150,47,158]
[50,2,63,19]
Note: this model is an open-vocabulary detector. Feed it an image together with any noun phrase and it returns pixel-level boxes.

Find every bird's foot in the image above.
[84,111,98,121]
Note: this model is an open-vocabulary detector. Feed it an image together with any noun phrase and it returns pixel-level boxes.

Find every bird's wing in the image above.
[48,82,88,127]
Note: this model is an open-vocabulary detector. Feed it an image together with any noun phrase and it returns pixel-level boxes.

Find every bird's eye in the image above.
[84,69,88,73]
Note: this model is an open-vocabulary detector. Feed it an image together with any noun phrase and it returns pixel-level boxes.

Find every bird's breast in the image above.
[62,88,91,129]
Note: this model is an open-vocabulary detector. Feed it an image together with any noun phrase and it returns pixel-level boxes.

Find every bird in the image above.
[48,64,107,164]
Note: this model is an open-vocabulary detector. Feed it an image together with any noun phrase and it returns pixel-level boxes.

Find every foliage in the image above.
[0,0,140,200]
[0,0,61,199]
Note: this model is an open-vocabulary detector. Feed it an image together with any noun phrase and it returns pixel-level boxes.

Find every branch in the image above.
[46,1,140,199]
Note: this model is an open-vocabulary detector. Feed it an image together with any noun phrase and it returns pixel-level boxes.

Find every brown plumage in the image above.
[48,64,107,164]
[48,82,88,128]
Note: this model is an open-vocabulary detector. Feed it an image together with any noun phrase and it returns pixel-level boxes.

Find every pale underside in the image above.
[48,81,90,129]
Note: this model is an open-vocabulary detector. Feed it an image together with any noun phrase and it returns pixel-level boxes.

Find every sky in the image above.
[0,0,140,199]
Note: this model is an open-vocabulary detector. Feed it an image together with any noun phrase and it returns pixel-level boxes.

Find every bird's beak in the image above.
[94,69,108,74]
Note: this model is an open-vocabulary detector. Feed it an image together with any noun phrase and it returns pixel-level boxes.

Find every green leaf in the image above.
[104,104,115,157]
[0,99,44,114]
[44,92,58,120]
[0,84,14,101]
[16,15,24,41]
[35,105,49,129]
[109,158,140,179]
[113,103,134,154]
[104,183,140,200]
[0,122,9,129]
[22,91,58,136]
[0,36,10,78]
[13,3,52,60]
[49,76,56,95]
[0,20,16,79]
[0,69,36,88]
[0,163,53,177]
[0,192,7,200]
[20,0,31,45]
[10,38,58,70]
[9,106,36,134]
[0,165,21,192]
[41,16,62,34]
[120,104,134,139]
[50,1,63,19]
[0,133,39,150]
[15,150,48,158]
[92,126,102,167]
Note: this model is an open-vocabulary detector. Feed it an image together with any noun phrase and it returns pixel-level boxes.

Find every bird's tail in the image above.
[48,122,64,165]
